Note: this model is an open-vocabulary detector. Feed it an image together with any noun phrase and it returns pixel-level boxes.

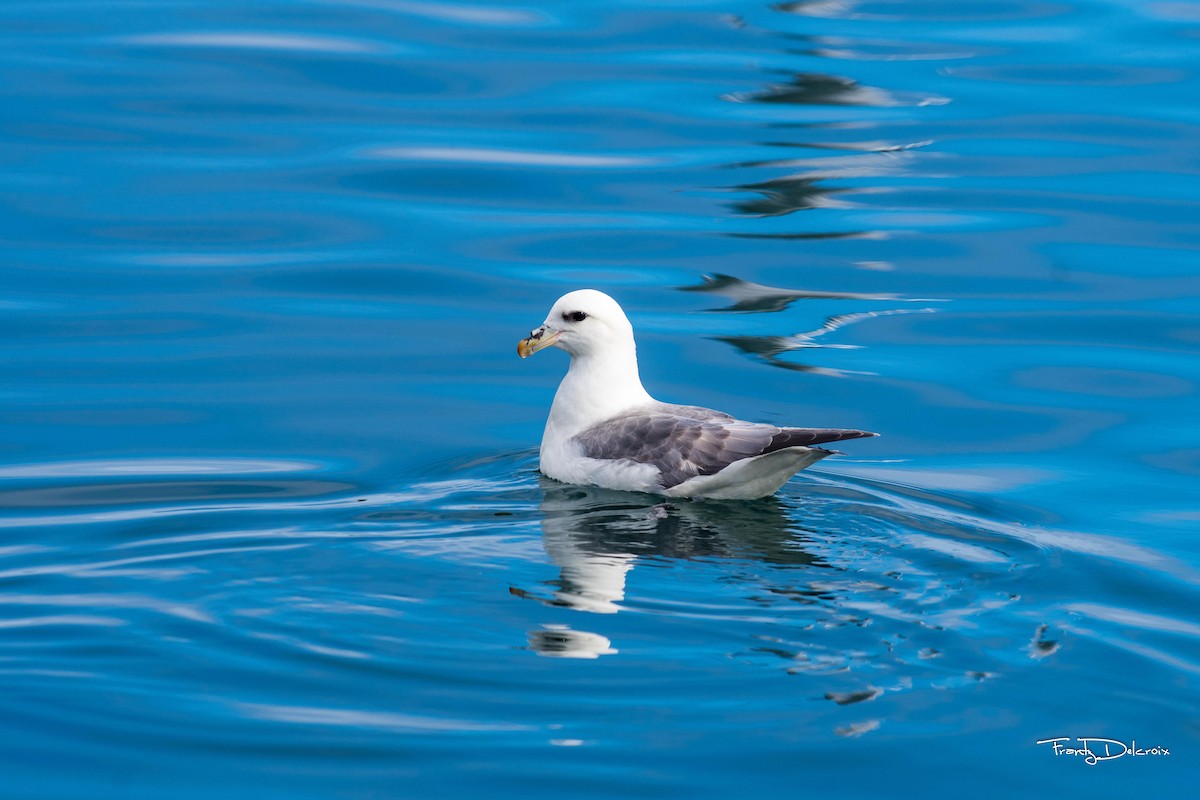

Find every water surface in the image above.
[1,0,1198,797]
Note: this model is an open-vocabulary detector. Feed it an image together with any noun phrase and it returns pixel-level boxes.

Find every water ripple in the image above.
[0,593,213,623]
[775,0,1071,23]
[366,146,661,168]
[0,457,329,479]
[2,0,1199,792]
[339,0,549,27]
[234,702,538,733]
[124,32,396,54]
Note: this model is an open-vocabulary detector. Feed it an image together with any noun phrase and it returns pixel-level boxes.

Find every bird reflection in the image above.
[731,175,850,217]
[717,307,937,373]
[726,70,946,108]
[517,479,829,649]
[725,72,902,107]
[526,626,617,660]
[681,273,897,313]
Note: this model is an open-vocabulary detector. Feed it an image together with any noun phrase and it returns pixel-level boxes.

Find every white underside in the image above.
[663,446,832,500]
[539,435,660,493]
[540,441,831,501]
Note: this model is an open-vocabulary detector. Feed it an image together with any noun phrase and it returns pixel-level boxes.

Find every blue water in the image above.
[2,0,1198,796]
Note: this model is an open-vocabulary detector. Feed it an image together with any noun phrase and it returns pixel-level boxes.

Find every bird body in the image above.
[519,289,875,500]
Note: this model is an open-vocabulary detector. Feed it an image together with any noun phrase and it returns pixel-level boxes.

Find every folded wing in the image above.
[575,405,875,490]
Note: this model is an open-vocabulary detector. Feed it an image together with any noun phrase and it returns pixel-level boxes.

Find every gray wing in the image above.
[575,406,876,490]
[652,402,735,423]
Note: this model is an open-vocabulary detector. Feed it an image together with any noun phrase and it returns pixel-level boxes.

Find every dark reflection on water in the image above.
[727,228,878,240]
[725,71,934,107]
[506,467,1060,684]
[544,479,822,559]
[526,626,617,659]
[481,452,1199,719]
[730,175,850,216]
[682,273,898,312]
[717,59,939,237]
[717,308,935,371]
[518,481,821,655]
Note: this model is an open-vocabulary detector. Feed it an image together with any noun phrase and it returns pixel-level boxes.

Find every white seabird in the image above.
[518,289,877,500]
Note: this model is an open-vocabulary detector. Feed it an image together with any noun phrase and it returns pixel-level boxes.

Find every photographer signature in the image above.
[1036,737,1171,765]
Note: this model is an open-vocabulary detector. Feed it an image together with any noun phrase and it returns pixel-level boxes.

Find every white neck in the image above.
[546,343,654,437]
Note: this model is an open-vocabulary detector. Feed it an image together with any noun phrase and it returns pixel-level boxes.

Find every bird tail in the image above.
[766,428,877,455]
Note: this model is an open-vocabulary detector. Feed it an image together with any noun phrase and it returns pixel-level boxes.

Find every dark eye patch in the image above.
[562,311,588,323]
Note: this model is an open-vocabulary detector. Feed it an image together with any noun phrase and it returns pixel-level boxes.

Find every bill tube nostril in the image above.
[517,326,561,358]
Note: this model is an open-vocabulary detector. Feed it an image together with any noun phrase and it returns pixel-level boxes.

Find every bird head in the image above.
[518,289,635,360]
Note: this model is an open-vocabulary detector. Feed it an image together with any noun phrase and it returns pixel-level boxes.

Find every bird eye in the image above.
[563,311,588,323]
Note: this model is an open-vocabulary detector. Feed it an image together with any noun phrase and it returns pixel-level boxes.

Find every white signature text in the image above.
[1036,737,1170,765]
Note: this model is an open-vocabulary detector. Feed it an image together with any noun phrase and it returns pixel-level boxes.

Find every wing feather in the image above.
[574,406,876,490]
